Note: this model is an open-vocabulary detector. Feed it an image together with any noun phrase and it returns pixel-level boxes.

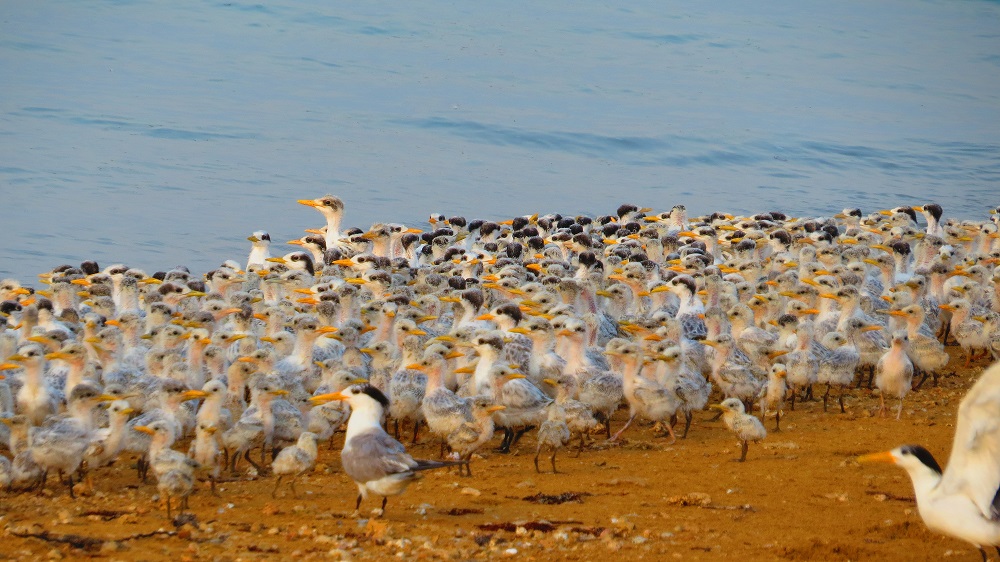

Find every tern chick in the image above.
[534,402,571,473]
[711,397,767,462]
[272,431,319,498]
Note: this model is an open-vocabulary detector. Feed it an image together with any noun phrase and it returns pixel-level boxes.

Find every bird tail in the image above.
[410,458,468,472]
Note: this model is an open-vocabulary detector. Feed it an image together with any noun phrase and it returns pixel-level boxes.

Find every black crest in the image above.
[358,384,390,409]
[900,445,942,475]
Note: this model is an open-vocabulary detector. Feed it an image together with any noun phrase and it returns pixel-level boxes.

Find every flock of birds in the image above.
[2,196,1000,553]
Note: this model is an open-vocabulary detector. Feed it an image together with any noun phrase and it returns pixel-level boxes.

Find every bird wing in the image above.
[941,362,1000,520]
[341,429,416,483]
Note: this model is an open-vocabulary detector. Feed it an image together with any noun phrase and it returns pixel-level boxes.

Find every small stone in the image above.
[460,487,481,496]
[503,548,518,556]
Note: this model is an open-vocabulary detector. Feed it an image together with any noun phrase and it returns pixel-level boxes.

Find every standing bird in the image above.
[272,431,319,498]
[246,231,272,270]
[446,397,504,476]
[310,384,465,518]
[860,361,1000,560]
[711,397,767,462]
[759,363,789,431]
[534,402,571,473]
[876,331,915,419]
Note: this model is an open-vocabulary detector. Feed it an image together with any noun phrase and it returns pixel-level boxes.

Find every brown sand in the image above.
[1,351,992,561]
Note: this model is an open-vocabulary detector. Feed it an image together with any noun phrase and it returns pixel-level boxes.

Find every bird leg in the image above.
[804,384,814,401]
[609,413,638,442]
[289,475,299,498]
[682,411,693,438]
[272,476,283,498]
[510,425,534,448]
[165,493,173,520]
[573,433,586,457]
[533,449,542,473]
[210,476,219,497]
[738,440,749,462]
[896,398,903,421]
[822,384,831,412]
[497,427,512,453]
[378,496,388,518]
[411,420,421,445]
[866,366,876,389]
[393,419,400,440]
[878,393,886,418]
[137,456,149,482]
[602,411,612,439]
[839,387,846,413]
[789,389,796,411]
[774,409,781,432]
[65,471,75,499]
[243,449,263,474]
[550,449,559,473]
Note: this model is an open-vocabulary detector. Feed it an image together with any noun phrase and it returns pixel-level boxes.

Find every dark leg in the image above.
[210,476,219,497]
[533,449,541,473]
[289,475,298,498]
[394,419,400,439]
[272,475,282,498]
[682,411,693,438]
[823,384,831,412]
[411,420,421,445]
[574,433,585,457]
[380,496,388,515]
[839,387,846,413]
[510,426,534,448]
[550,450,559,473]
[774,409,781,432]
[166,493,173,519]
[37,470,49,494]
[790,389,796,411]
[739,440,748,462]
[805,384,814,401]
[498,427,514,453]
[66,472,75,499]
[244,449,263,473]
[355,493,363,512]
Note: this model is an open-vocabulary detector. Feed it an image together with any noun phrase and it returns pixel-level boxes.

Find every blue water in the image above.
[2,1,999,282]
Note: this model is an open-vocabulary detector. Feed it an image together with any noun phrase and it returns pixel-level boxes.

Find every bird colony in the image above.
[1,197,1000,551]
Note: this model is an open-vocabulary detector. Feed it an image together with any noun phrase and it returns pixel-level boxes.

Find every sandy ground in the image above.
[1,350,994,562]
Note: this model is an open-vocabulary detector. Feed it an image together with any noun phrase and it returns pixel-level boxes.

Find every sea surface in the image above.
[2,0,999,283]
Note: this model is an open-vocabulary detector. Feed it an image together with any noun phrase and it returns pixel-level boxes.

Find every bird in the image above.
[534,402,571,473]
[271,431,319,498]
[133,421,199,518]
[859,361,1000,560]
[875,331,915,419]
[309,383,466,517]
[711,397,767,462]
[445,397,504,476]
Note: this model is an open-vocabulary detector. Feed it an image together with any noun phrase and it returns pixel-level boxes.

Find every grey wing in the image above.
[341,429,416,483]
[940,362,1000,519]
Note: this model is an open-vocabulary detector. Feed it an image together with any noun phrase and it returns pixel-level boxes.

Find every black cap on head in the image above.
[899,444,942,474]
[80,261,101,275]
[360,384,390,408]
